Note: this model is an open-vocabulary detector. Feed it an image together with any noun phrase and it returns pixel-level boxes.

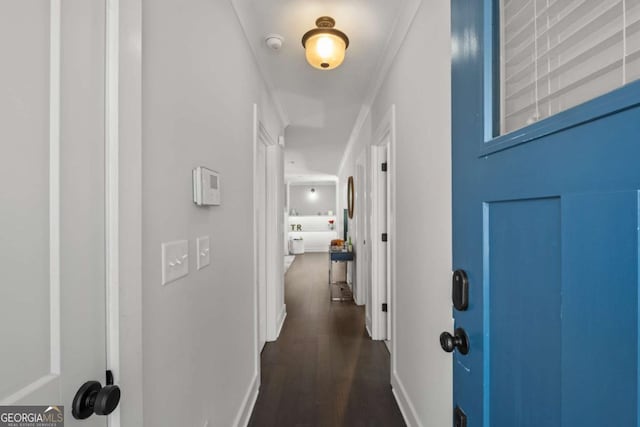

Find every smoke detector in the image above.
[265,34,284,50]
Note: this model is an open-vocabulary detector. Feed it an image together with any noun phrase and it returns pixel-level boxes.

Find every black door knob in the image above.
[72,380,121,419]
[440,328,470,355]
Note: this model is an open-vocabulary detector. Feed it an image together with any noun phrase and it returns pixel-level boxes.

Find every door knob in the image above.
[72,380,121,419]
[440,328,470,355]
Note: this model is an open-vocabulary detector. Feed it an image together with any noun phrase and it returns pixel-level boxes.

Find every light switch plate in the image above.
[197,236,211,270]
[161,240,189,285]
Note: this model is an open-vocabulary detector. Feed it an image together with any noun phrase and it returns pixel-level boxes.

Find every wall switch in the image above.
[197,236,211,270]
[161,240,189,285]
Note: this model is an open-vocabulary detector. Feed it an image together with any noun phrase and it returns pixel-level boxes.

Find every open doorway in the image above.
[286,179,339,253]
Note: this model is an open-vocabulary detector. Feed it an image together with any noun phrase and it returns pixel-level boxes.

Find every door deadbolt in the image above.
[452,269,469,311]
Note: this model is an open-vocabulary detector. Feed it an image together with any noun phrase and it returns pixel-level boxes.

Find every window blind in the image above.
[500,0,640,134]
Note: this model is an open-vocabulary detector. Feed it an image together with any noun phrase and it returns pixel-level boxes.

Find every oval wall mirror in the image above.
[347,176,354,219]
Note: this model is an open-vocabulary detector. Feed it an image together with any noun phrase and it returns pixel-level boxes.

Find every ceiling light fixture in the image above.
[308,187,318,200]
[301,16,349,70]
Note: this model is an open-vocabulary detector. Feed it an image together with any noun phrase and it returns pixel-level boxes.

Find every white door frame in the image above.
[253,105,286,368]
[369,106,396,343]
[105,0,121,423]
[110,0,144,425]
[254,105,269,353]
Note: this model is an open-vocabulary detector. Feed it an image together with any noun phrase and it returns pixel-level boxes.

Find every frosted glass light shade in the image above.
[301,17,349,70]
[304,33,347,70]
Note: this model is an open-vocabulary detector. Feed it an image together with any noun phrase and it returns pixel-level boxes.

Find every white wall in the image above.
[142,0,282,425]
[338,1,452,425]
[289,183,336,216]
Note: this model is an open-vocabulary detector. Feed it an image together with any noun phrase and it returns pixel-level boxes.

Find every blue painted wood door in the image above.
[451,1,640,426]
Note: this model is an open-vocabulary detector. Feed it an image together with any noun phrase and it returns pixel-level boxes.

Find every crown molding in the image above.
[229,0,290,129]
[337,0,423,175]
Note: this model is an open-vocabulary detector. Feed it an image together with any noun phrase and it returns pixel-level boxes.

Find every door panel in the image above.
[452,1,640,425]
[60,1,107,424]
[0,1,52,399]
[0,1,108,425]
[560,191,638,427]
[486,198,561,427]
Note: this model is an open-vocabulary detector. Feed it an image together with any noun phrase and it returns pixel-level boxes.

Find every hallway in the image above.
[249,253,406,427]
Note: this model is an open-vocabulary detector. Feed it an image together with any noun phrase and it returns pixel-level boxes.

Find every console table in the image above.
[329,248,354,302]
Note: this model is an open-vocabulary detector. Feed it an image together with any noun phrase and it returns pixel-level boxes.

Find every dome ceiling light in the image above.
[301,16,349,70]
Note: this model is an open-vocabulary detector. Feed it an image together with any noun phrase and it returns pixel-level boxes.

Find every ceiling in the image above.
[231,0,419,179]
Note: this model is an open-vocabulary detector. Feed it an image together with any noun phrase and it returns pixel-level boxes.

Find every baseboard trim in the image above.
[391,371,423,427]
[276,305,287,338]
[233,372,260,427]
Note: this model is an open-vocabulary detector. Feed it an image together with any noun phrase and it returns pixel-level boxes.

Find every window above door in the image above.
[480,0,640,155]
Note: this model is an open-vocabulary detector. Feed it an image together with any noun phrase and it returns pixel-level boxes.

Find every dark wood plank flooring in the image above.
[248,253,406,427]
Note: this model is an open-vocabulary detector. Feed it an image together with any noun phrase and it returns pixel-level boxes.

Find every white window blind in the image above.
[500,0,640,134]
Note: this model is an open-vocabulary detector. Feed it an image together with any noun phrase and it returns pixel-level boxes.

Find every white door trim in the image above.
[254,105,268,354]
[354,151,367,306]
[49,0,62,379]
[105,0,121,425]
[112,0,144,425]
[252,104,262,380]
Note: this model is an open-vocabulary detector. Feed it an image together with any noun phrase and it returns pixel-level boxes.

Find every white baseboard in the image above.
[391,371,423,427]
[233,372,260,427]
[276,305,287,338]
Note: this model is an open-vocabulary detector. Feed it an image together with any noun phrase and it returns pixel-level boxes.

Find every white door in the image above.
[0,1,111,425]
[370,143,389,341]
[384,142,391,347]
[378,144,389,343]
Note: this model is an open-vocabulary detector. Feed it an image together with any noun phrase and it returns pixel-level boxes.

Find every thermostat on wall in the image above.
[193,167,221,206]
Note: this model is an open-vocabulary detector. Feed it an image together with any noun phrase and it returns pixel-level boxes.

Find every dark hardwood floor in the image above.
[248,253,406,427]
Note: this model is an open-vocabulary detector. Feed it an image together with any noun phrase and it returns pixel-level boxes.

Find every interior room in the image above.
[2,0,640,426]
[286,180,339,252]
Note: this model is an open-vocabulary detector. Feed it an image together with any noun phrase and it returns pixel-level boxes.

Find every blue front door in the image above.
[451,1,640,426]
